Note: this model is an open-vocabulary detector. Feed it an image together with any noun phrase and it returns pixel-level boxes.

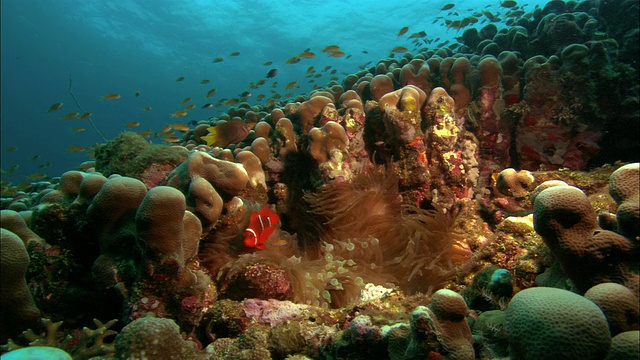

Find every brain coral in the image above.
[608,163,639,239]
[505,287,611,359]
[584,282,639,336]
[533,183,637,294]
[606,330,640,360]
[114,316,202,359]
[0,228,41,342]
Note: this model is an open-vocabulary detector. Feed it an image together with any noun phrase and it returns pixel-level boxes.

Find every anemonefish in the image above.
[243,206,280,250]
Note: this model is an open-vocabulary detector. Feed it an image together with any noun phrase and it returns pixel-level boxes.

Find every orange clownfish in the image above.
[243,206,280,250]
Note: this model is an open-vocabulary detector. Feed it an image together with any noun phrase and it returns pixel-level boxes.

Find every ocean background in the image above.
[1,0,549,185]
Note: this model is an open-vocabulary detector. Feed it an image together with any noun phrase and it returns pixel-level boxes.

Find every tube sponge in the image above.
[0,228,41,341]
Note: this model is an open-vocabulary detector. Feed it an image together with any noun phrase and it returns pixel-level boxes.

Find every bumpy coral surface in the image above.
[1,0,639,358]
[505,287,611,359]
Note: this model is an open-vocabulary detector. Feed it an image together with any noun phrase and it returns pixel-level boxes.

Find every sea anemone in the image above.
[301,166,461,294]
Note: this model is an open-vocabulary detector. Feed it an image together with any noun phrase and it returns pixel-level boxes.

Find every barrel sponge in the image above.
[584,283,639,336]
[0,209,45,246]
[114,317,202,359]
[0,229,41,341]
[608,163,638,205]
[606,330,640,360]
[505,287,611,359]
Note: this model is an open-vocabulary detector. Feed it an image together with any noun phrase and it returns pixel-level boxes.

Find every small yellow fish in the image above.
[285,56,300,64]
[163,136,182,143]
[176,76,185,82]
[298,51,316,59]
[200,79,210,84]
[329,51,345,57]
[101,93,121,100]
[284,81,298,90]
[79,112,92,119]
[46,102,63,112]
[200,120,251,147]
[408,31,427,39]
[212,57,224,63]
[38,162,51,169]
[143,105,152,111]
[206,88,217,98]
[170,110,188,118]
[185,104,196,110]
[61,112,80,120]
[391,46,409,53]
[126,121,140,128]
[4,147,18,152]
[160,125,173,133]
[67,146,85,152]
[181,97,192,105]
[224,98,240,106]
[397,26,409,36]
[441,3,455,10]
[307,66,315,73]
[135,90,140,97]
[170,123,190,132]
[71,127,85,132]
[230,51,240,56]
[263,61,273,66]
[138,130,151,138]
[322,45,340,53]
[30,155,41,161]
[27,173,47,180]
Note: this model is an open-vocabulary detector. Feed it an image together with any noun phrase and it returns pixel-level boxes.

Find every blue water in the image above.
[1,0,548,185]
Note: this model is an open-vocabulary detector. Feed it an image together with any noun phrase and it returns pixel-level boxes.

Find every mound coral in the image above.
[0,229,41,342]
[504,287,611,359]
[114,317,201,359]
[532,182,638,294]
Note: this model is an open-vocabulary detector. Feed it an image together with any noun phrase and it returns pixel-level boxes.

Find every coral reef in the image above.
[1,1,639,358]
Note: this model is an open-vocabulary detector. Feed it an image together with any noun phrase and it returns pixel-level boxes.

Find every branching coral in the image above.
[1,318,118,360]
